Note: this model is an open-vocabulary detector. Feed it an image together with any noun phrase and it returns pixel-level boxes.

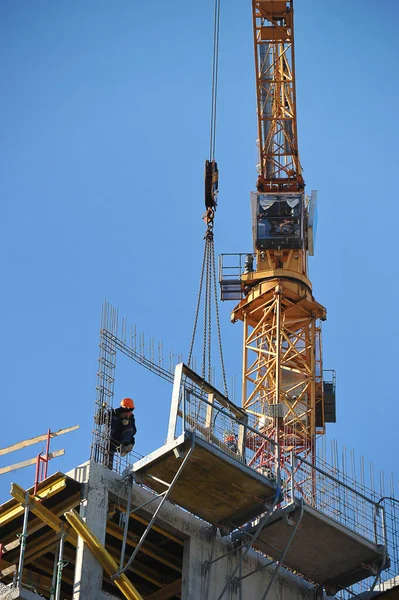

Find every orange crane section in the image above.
[253,0,303,193]
[220,0,336,490]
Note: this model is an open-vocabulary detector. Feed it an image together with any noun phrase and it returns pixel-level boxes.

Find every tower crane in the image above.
[220,0,335,492]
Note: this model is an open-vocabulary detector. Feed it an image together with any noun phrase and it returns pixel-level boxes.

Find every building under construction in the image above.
[1,1,399,599]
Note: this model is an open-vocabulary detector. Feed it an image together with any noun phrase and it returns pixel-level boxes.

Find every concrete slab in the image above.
[133,431,279,532]
[243,501,386,592]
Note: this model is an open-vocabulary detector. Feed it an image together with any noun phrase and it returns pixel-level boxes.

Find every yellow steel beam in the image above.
[0,425,79,456]
[0,477,67,527]
[3,491,81,551]
[65,508,143,600]
[10,483,77,546]
[0,449,65,475]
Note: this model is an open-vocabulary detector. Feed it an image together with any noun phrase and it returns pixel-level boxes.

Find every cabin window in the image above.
[256,194,303,250]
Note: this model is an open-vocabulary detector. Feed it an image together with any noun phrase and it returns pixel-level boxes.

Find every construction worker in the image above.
[96,397,137,469]
[224,430,239,455]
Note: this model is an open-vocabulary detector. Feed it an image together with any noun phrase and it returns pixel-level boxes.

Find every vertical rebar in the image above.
[16,492,29,588]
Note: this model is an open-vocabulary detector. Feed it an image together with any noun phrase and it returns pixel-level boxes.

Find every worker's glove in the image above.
[120,443,133,457]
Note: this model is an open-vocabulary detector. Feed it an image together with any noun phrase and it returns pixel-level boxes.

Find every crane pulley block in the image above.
[204,159,219,209]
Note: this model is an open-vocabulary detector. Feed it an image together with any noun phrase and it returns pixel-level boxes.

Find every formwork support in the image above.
[115,440,195,579]
[10,483,77,547]
[15,492,29,589]
[65,509,143,600]
[54,531,66,600]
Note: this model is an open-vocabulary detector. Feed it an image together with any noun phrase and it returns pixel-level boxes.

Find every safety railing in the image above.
[167,363,282,485]
[167,364,387,549]
[218,253,255,301]
[285,453,387,548]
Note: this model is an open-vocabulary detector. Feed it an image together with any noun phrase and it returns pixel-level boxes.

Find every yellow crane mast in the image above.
[226,0,332,490]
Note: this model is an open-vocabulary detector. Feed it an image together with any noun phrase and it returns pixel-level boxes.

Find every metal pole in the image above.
[274,289,282,475]
[33,453,42,496]
[15,492,29,588]
[290,451,295,501]
[43,428,51,481]
[241,313,247,408]
[119,477,133,571]
[50,539,60,600]
[54,532,65,600]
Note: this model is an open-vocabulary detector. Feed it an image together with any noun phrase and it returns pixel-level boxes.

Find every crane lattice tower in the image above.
[231,1,327,492]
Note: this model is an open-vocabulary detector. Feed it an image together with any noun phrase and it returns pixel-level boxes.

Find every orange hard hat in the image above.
[120,397,135,410]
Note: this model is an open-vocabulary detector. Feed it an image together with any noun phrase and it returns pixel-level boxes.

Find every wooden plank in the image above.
[0,425,79,456]
[129,514,183,546]
[3,491,81,550]
[0,555,55,592]
[106,521,181,573]
[0,449,65,475]
[146,578,182,600]
[33,556,74,586]
[2,529,59,570]
[0,477,67,527]
[65,508,144,600]
[10,483,77,546]
[106,542,166,589]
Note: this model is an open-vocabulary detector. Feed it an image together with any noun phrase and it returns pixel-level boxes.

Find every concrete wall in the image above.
[68,460,315,600]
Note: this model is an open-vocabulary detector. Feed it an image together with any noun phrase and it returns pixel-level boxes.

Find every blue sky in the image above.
[1,0,398,499]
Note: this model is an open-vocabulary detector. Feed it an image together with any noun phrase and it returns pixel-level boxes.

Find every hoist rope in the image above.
[188,0,228,398]
[187,244,207,369]
[209,0,221,161]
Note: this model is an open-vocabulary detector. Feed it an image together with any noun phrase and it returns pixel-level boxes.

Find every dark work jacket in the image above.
[109,407,137,446]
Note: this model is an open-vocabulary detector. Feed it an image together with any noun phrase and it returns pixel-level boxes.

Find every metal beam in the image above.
[65,508,144,600]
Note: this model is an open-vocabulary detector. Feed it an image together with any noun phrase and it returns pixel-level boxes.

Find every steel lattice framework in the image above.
[253,0,303,192]
[226,0,328,479]
[233,274,326,474]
